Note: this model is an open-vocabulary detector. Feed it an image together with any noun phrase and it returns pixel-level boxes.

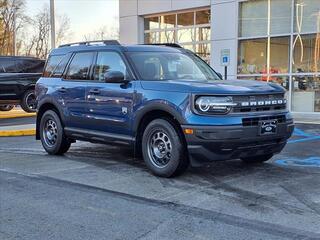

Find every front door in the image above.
[85,51,135,137]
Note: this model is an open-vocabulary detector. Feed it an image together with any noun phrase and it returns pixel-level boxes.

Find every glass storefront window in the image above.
[144,17,159,30]
[144,32,159,44]
[196,10,211,25]
[160,30,175,43]
[239,0,268,37]
[294,0,320,33]
[293,34,320,73]
[238,38,267,74]
[160,15,175,29]
[270,0,292,35]
[177,12,194,27]
[144,9,211,62]
[195,43,211,63]
[177,28,194,43]
[195,26,210,41]
[292,75,320,112]
[270,37,290,74]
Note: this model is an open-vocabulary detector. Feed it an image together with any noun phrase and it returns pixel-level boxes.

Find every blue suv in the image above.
[36,40,294,177]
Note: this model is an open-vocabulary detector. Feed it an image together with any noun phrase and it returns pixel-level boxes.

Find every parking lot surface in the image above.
[0,123,319,240]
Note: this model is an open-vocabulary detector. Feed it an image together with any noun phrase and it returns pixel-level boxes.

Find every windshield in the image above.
[128,51,221,81]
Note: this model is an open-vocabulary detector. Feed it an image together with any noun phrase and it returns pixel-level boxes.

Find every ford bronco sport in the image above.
[35,40,294,177]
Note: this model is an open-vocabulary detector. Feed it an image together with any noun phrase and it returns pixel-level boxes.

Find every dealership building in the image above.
[119,0,320,117]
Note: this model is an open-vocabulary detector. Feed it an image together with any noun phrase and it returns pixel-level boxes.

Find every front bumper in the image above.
[182,120,294,166]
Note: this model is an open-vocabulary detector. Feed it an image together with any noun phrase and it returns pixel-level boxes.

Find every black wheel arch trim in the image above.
[36,98,65,140]
[133,102,186,134]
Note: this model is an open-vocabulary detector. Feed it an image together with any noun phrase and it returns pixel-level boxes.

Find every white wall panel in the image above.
[120,16,143,44]
[138,0,172,15]
[171,0,211,11]
[119,0,138,17]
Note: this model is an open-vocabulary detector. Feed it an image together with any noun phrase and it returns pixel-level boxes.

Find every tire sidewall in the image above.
[40,110,64,155]
[21,89,36,113]
[142,119,184,177]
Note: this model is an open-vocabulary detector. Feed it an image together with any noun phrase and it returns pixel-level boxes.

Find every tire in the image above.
[142,118,189,177]
[0,105,14,111]
[40,110,71,155]
[241,154,273,164]
[21,89,37,113]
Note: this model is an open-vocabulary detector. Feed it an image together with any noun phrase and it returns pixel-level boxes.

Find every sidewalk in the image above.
[0,107,36,136]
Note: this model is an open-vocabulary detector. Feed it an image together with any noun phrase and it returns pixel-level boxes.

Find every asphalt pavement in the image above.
[0,123,319,240]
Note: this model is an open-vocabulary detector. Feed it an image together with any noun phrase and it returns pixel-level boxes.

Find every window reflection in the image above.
[293,34,320,73]
[270,37,290,74]
[239,0,268,37]
[160,15,175,29]
[144,9,211,62]
[238,38,267,74]
[177,12,194,27]
[292,75,320,112]
[294,0,320,33]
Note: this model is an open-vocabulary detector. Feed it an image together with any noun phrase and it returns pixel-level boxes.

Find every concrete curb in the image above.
[0,111,36,119]
[0,129,36,137]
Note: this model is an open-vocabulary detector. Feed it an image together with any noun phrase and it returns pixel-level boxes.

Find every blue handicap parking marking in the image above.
[293,128,313,137]
[288,127,320,144]
[275,156,320,168]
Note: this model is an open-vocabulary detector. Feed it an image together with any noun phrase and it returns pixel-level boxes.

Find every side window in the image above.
[65,52,94,80]
[0,59,17,73]
[16,59,45,73]
[93,51,128,81]
[43,55,64,77]
[51,54,71,78]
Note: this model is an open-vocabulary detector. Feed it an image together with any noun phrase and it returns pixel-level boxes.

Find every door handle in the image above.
[58,87,67,93]
[89,89,100,95]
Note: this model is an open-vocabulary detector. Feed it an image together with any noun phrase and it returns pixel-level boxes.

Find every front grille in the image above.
[242,115,286,126]
[232,94,286,113]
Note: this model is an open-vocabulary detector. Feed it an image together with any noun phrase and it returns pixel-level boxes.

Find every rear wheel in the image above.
[40,110,71,155]
[0,105,14,111]
[241,154,273,164]
[142,119,189,177]
[21,89,37,113]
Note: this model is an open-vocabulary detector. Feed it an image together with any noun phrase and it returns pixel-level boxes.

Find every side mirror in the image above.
[104,71,126,83]
[217,72,223,80]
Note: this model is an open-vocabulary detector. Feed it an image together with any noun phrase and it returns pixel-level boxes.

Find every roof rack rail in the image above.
[59,40,120,48]
[142,43,182,48]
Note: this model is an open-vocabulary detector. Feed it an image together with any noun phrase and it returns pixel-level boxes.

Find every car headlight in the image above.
[194,96,236,114]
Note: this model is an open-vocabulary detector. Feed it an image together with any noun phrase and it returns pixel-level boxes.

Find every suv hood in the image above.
[140,79,285,95]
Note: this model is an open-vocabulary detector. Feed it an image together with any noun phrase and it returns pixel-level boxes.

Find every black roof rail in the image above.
[59,40,120,48]
[142,43,182,48]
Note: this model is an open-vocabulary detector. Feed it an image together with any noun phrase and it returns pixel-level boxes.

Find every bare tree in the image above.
[0,0,27,55]
[21,5,71,58]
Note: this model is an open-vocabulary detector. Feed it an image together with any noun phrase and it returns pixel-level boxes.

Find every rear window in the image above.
[43,55,64,77]
[65,52,94,80]
[16,59,45,73]
[0,59,17,73]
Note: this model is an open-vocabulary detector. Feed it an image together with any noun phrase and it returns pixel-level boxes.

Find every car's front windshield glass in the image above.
[128,51,221,81]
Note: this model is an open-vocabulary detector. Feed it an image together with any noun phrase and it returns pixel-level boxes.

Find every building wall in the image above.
[119,0,320,116]
[120,0,237,77]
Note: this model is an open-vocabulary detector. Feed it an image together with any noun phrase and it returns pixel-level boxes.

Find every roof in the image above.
[0,56,42,60]
[50,41,184,56]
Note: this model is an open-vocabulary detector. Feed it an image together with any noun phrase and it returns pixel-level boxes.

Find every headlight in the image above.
[194,96,236,114]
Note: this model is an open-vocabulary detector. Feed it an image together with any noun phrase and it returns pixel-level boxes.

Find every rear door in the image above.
[60,51,95,129]
[85,51,135,137]
[0,58,19,101]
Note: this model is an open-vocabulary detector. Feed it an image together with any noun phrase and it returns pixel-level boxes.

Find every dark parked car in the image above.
[0,56,45,112]
[36,40,294,177]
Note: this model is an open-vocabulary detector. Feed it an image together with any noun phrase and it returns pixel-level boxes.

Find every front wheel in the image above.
[21,89,37,113]
[241,154,273,164]
[0,105,14,111]
[40,110,71,155]
[142,119,189,177]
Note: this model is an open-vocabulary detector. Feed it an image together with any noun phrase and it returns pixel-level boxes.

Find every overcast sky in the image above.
[25,0,119,42]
